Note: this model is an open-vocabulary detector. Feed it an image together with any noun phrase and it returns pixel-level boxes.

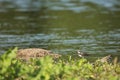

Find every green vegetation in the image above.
[0,48,120,80]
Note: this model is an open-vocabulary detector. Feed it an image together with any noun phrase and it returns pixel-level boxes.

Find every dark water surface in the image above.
[0,0,120,58]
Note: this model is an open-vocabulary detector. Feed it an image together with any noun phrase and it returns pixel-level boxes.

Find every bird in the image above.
[100,55,112,63]
[16,48,61,61]
[77,50,89,57]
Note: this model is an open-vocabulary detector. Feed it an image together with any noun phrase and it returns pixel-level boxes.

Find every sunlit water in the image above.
[0,0,120,59]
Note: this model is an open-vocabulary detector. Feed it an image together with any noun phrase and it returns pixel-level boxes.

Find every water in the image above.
[0,0,120,58]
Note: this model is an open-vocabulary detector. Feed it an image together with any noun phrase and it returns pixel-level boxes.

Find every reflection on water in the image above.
[0,0,120,12]
[0,0,120,58]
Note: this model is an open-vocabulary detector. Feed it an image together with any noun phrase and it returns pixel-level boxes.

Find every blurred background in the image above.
[0,0,120,58]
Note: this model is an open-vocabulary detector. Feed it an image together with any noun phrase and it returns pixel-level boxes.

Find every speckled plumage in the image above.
[16,48,61,60]
[100,55,112,63]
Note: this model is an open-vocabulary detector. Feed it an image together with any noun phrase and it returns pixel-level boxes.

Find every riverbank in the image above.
[0,48,120,80]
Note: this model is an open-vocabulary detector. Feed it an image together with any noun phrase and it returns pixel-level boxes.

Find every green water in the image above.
[0,0,120,59]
